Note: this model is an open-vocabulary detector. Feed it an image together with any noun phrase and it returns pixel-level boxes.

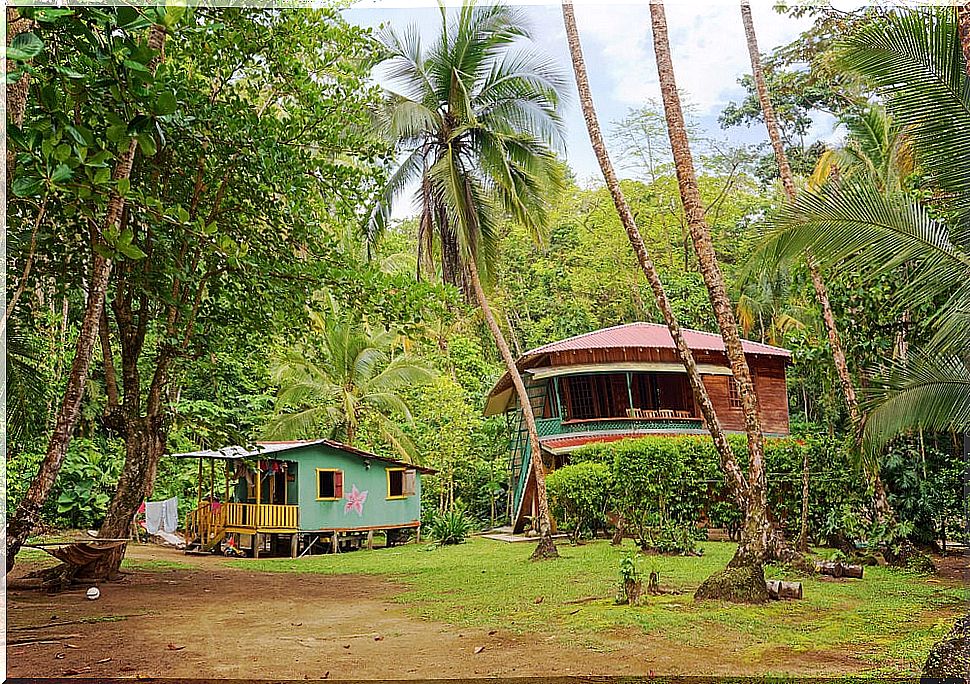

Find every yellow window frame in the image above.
[316,468,342,501]
[386,467,407,500]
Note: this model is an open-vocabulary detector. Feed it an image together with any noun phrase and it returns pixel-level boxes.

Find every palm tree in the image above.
[559,3,749,519]
[740,0,873,550]
[649,1,776,579]
[371,1,566,296]
[374,2,568,559]
[763,7,970,451]
[265,314,434,462]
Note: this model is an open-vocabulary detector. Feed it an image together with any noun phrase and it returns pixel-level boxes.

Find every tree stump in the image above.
[647,571,661,596]
[623,579,643,605]
[766,579,803,600]
[695,564,769,604]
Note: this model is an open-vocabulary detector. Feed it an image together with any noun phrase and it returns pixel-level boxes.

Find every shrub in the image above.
[615,552,642,605]
[572,434,869,548]
[429,509,472,546]
[546,461,613,541]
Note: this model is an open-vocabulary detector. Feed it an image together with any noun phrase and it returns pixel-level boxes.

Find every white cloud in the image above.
[572,1,813,115]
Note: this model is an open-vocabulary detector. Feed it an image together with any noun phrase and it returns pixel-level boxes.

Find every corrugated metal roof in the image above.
[170,439,436,474]
[526,322,790,358]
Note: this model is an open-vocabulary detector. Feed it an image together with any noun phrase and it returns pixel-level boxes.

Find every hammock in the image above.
[29,540,128,566]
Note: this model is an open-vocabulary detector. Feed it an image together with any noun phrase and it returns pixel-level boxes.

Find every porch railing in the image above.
[186,502,227,548]
[224,502,299,530]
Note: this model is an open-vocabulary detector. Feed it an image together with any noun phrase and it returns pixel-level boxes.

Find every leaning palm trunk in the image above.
[561,1,747,506]
[740,0,897,530]
[4,22,168,574]
[650,1,770,570]
[467,262,557,560]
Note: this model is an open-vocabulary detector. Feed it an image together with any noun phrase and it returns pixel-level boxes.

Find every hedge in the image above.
[559,434,867,543]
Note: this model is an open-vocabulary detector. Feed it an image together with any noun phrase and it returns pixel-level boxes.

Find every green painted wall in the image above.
[285,444,422,531]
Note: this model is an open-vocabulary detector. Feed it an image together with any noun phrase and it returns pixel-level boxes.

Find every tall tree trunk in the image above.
[650,0,770,569]
[4,22,168,573]
[740,0,896,530]
[6,8,33,185]
[561,1,748,509]
[466,260,557,560]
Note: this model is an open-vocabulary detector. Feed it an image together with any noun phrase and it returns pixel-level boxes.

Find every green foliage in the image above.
[266,310,435,460]
[573,435,870,547]
[54,440,123,528]
[760,7,970,450]
[546,462,613,541]
[429,509,473,546]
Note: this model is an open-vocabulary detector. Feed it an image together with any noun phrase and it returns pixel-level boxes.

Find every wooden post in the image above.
[416,525,420,543]
[253,533,260,559]
[196,459,203,507]
[290,533,299,558]
[209,458,215,502]
[254,462,262,530]
[332,530,339,554]
[224,462,229,502]
[625,372,634,412]
[366,530,374,550]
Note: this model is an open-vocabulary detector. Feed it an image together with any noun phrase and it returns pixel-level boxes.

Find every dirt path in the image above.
[7,545,870,679]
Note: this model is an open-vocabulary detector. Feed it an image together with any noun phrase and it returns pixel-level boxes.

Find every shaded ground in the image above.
[6,541,965,679]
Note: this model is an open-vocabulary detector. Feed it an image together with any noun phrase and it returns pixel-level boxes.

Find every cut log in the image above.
[766,579,803,600]
[814,561,863,579]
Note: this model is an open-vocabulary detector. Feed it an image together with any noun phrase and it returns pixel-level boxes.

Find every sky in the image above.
[343,0,834,217]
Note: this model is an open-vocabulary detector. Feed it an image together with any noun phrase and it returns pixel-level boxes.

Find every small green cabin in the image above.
[174,439,434,558]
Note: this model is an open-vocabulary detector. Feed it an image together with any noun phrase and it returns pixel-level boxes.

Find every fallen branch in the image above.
[9,633,81,646]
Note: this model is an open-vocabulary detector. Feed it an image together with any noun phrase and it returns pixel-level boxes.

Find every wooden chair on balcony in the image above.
[658,409,675,419]
[641,409,659,420]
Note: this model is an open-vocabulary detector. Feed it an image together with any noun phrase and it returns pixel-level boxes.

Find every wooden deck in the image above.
[186,502,299,552]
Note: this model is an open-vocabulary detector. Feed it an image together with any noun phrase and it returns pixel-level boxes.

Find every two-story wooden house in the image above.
[483,323,791,532]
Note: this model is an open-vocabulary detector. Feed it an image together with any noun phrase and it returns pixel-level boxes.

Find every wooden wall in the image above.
[699,356,789,435]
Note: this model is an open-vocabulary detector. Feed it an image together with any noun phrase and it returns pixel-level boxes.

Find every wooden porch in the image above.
[186,502,299,552]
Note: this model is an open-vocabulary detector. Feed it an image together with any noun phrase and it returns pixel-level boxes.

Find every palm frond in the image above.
[761,183,969,312]
[862,351,970,453]
[837,7,970,221]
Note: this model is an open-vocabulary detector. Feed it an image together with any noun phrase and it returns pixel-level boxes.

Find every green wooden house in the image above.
[174,439,434,557]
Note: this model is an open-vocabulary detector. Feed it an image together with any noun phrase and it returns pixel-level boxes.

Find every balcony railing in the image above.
[534,414,704,437]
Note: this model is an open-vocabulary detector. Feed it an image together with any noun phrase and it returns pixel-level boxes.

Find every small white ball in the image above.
[86,587,100,600]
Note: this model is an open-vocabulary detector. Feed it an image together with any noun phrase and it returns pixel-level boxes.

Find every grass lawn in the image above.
[232,537,965,676]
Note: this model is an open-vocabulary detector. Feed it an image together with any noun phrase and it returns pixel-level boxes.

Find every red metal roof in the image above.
[526,322,790,358]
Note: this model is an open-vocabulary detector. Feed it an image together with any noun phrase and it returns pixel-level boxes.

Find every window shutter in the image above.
[404,470,416,496]
[334,471,344,499]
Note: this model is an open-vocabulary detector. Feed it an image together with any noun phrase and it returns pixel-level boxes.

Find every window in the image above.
[316,469,344,500]
[387,468,416,499]
[728,377,742,409]
[567,376,596,419]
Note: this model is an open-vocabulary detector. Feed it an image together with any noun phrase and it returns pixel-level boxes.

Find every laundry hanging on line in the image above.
[144,496,179,534]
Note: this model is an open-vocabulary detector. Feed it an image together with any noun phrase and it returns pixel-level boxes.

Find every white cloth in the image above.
[145,497,179,534]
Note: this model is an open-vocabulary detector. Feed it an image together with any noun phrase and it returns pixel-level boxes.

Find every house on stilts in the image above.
[175,439,435,557]
[484,322,791,532]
